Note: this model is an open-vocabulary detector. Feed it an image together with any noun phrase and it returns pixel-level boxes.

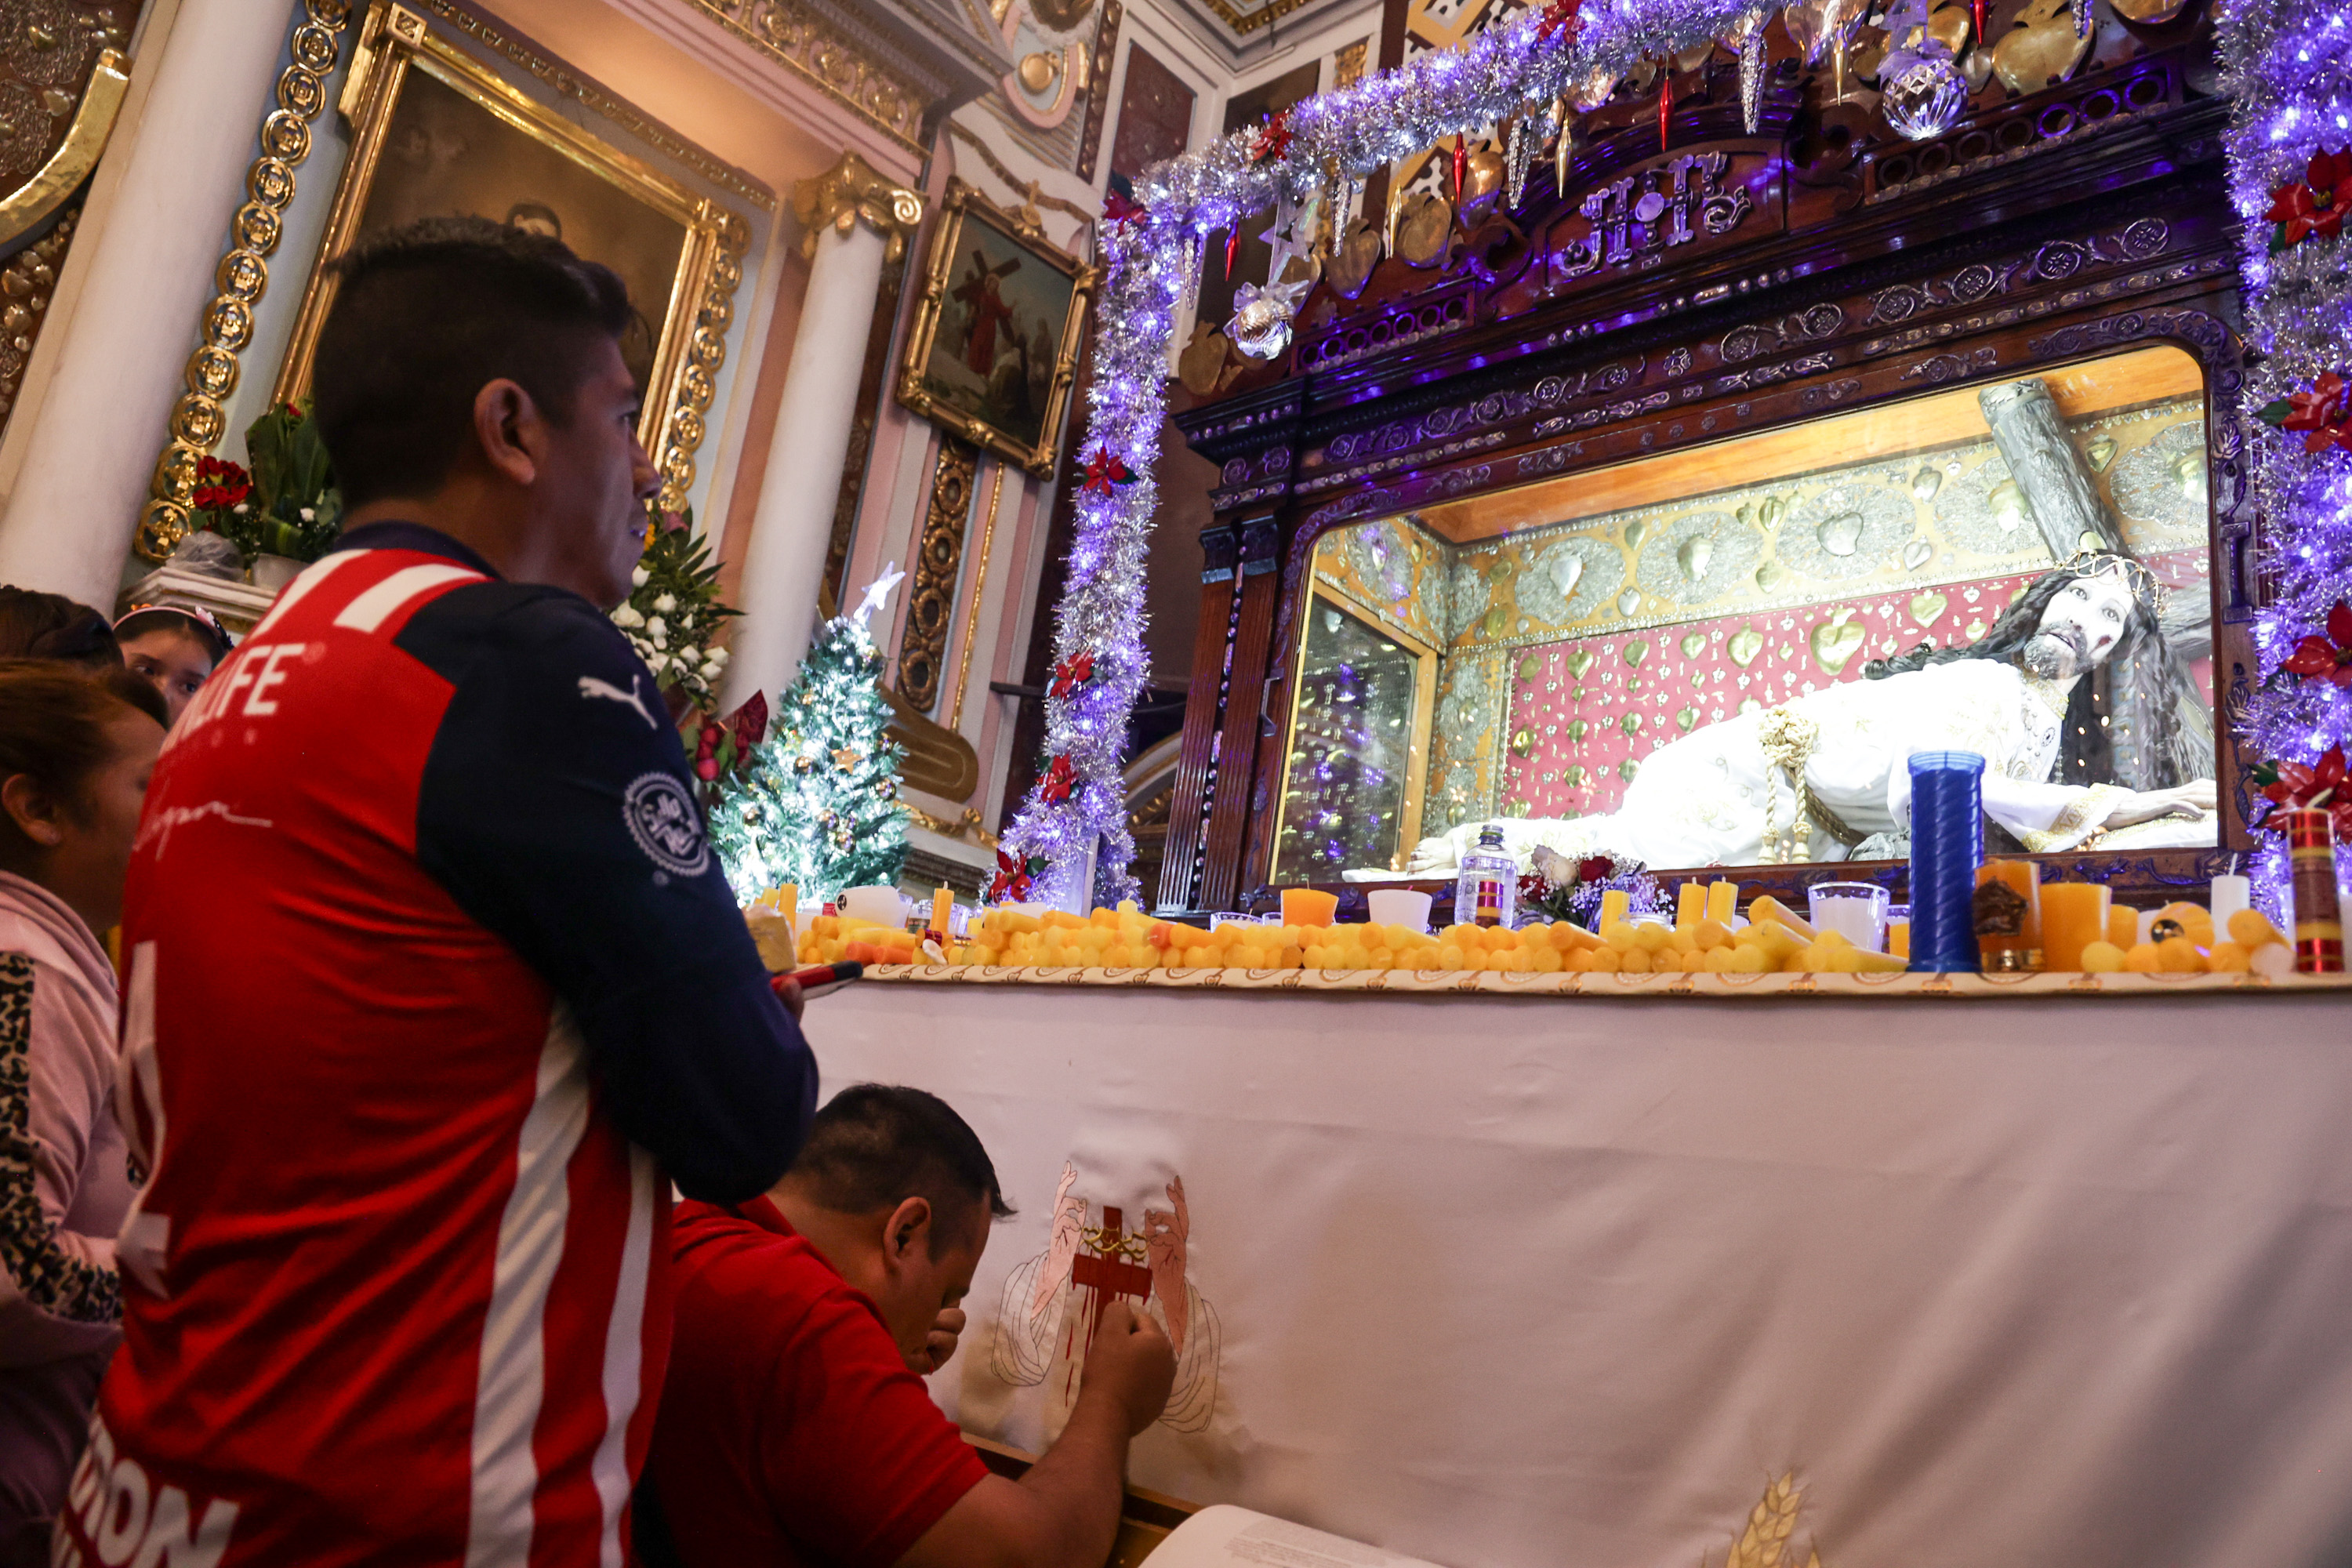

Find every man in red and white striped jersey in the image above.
[57,219,818,1567]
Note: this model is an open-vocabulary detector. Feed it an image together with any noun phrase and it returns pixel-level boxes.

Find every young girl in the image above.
[114,604,230,728]
[0,662,167,1567]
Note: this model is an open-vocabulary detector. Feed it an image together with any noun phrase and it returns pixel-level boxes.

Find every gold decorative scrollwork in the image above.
[653,205,751,510]
[793,151,924,265]
[136,0,351,561]
[687,0,927,157]
[900,436,979,713]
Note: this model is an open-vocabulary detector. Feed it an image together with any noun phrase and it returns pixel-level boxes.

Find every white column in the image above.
[0,0,296,608]
[721,154,920,710]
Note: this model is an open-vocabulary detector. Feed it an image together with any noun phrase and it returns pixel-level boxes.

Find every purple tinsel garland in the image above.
[2220,0,2352,918]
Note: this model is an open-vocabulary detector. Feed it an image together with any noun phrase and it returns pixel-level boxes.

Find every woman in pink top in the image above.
[0,661,165,1566]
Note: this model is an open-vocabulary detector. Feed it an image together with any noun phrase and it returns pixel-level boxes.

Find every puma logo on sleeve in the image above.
[579,674,657,729]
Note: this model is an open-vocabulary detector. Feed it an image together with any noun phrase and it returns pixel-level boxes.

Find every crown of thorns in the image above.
[2053,549,2168,620]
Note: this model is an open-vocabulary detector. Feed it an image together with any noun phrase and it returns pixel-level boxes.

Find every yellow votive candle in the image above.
[1888,918,1910,959]
[931,887,953,935]
[1600,889,1631,929]
[779,884,797,932]
[2038,882,2109,971]
[1675,881,1706,930]
[2107,905,2140,951]
[1706,880,1738,925]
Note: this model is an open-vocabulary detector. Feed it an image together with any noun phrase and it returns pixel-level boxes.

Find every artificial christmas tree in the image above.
[710,568,909,904]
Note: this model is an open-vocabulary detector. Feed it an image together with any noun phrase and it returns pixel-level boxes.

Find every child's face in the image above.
[120,626,214,724]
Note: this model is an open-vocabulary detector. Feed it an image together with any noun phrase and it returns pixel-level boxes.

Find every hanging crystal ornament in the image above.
[1504,113,1531,209]
[1878,0,1969,140]
[1226,275,1313,359]
[1726,7,1771,133]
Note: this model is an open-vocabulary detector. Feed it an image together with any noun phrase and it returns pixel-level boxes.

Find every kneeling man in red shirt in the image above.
[644,1084,1176,1567]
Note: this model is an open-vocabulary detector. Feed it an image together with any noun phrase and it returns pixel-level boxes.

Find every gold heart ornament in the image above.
[1755,560,1787,594]
[1566,719,1588,743]
[1517,654,1544,680]
[1678,536,1714,581]
[1566,648,1595,678]
[1810,617,1867,674]
[1909,591,1947,628]
[1624,520,1647,551]
[1617,589,1642,617]
[1563,764,1588,786]
[1621,713,1645,735]
[1624,638,1649,667]
[1618,758,1642,782]
[1728,626,1764,666]
[1902,539,1933,571]
[1681,631,1708,658]
[1509,728,1534,757]
[1676,706,1700,732]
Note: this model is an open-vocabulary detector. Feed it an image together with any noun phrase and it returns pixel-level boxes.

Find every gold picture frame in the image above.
[271,0,750,510]
[897,179,1094,478]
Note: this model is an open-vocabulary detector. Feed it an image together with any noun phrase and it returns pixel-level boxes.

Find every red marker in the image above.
[779,961,863,1001]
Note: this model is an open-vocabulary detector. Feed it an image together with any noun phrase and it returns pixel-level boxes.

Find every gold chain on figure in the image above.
[1757,706,1820,865]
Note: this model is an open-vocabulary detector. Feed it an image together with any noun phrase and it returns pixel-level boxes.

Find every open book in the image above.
[1145,1505,1445,1568]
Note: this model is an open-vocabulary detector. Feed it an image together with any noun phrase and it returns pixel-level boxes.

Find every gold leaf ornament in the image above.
[1810,616,1866,673]
[1681,631,1708,658]
[1677,706,1700,731]
[1624,638,1649,667]
[1729,626,1766,666]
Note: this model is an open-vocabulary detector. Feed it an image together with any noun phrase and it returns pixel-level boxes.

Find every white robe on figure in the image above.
[1423,658,2142,869]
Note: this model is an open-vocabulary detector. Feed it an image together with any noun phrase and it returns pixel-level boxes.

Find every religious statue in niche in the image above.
[1409,553,2217,873]
[992,1163,1220,1433]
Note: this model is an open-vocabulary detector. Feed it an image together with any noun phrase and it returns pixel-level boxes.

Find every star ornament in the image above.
[2281,601,2352,688]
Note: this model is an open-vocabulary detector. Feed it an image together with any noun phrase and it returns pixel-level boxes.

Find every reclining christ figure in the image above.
[1405,552,2216,875]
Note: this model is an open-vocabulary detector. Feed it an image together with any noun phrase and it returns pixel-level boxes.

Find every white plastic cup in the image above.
[841,885,906,927]
[1808,881,1891,952]
[1367,888,1434,931]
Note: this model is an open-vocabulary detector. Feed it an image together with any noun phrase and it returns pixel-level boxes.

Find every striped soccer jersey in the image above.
[60,524,815,1568]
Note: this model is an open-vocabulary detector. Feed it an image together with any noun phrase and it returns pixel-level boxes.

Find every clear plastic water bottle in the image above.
[1455,826,1518,929]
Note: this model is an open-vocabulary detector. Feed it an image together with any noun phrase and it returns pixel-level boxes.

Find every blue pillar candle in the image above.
[1907,750,1985,973]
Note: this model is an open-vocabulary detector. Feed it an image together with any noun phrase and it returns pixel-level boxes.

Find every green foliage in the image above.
[204,400,345,563]
[708,609,908,904]
[612,511,738,707]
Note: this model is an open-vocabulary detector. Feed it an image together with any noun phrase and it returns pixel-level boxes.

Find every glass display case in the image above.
[1272,344,2220,878]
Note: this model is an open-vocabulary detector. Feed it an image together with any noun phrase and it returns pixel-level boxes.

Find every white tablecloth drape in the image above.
[807,980,2352,1568]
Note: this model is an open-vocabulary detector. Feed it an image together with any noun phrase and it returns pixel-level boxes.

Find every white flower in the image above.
[645,616,667,639]
[651,634,667,652]
[709,646,730,665]
[632,567,651,589]
[232,503,249,515]
[653,594,676,613]
[700,660,724,682]
[612,605,643,628]
[299,506,315,522]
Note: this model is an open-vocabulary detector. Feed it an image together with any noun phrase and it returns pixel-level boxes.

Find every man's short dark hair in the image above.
[789,1085,1014,1253]
[310,216,637,510]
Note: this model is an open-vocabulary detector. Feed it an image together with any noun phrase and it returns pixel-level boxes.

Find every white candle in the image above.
[2209,874,2251,931]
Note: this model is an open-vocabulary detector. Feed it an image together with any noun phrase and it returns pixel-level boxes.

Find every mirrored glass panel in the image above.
[1283,347,2220,880]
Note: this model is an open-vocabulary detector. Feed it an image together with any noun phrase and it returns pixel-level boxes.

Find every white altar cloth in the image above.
[809,979,2352,1567]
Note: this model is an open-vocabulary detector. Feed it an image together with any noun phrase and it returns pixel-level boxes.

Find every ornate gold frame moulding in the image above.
[0,48,129,253]
[683,0,927,158]
[946,121,1099,231]
[137,0,354,562]
[270,1,750,514]
[897,176,1094,478]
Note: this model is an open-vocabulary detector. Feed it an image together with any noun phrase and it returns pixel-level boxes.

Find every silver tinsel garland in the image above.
[999,0,1798,911]
[2218,0,2352,918]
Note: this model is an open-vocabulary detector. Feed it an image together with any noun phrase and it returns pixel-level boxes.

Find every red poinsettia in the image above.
[1050,652,1095,699]
[2258,372,2352,454]
[2282,601,2352,688]
[990,848,1046,903]
[1103,189,1148,228]
[1039,754,1076,803]
[2266,147,2352,250]
[1080,448,1135,494]
[1575,853,1617,885]
[2252,744,2352,840]
[192,455,252,512]
[1248,109,1293,165]
[1535,0,1582,43]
